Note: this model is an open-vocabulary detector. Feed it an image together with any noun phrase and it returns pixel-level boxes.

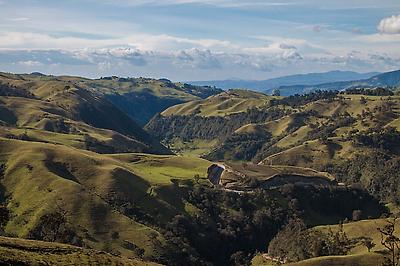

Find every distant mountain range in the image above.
[276,69,400,95]
[189,71,380,94]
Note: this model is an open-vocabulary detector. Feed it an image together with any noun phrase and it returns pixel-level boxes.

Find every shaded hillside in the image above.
[0,137,211,260]
[0,72,171,154]
[145,90,289,155]
[0,136,383,265]
[75,76,222,125]
[0,72,222,126]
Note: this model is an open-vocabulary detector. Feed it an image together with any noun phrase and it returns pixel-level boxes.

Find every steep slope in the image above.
[0,72,222,126]
[0,73,171,154]
[73,76,222,125]
[0,137,211,259]
[208,93,399,162]
[146,89,287,156]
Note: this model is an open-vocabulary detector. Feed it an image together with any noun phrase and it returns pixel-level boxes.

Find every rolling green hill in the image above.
[148,90,400,204]
[0,73,397,265]
[162,89,276,117]
[0,72,222,126]
[0,236,159,265]
[0,72,173,155]
[0,137,212,261]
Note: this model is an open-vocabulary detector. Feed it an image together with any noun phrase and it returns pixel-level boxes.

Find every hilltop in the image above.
[0,72,222,125]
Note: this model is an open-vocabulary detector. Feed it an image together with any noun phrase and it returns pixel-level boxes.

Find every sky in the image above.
[0,0,400,81]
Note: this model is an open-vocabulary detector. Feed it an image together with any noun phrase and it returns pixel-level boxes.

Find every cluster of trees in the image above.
[269,216,400,265]
[28,210,82,247]
[353,127,400,153]
[307,112,356,140]
[328,152,400,203]
[269,90,338,108]
[145,106,290,142]
[206,131,272,161]
[152,182,384,265]
[0,82,36,99]
[268,219,357,263]
[343,87,394,96]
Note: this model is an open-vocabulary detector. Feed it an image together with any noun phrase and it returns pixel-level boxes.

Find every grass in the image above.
[314,218,400,255]
[235,116,293,137]
[167,138,219,157]
[0,137,212,258]
[162,89,276,117]
[253,218,394,266]
[286,218,400,266]
[288,253,383,266]
[109,153,212,185]
[252,254,277,266]
[0,236,159,265]
[261,138,365,171]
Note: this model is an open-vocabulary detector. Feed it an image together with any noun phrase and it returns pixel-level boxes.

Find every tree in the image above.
[361,237,375,252]
[193,174,200,183]
[272,89,281,96]
[268,219,310,262]
[352,210,363,221]
[378,217,400,266]
[0,206,9,234]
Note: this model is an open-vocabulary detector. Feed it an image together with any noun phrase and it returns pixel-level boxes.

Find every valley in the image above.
[0,71,399,265]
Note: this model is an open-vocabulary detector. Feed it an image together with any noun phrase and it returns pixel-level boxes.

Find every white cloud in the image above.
[7,17,30,22]
[378,15,400,34]
[17,60,43,67]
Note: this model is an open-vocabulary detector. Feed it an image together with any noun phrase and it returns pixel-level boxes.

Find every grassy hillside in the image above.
[148,90,400,204]
[0,236,158,265]
[0,72,222,126]
[146,90,289,156]
[0,72,172,155]
[0,137,211,259]
[0,74,396,265]
[288,218,397,266]
[205,93,399,162]
[252,253,383,266]
[79,77,222,125]
[162,89,277,117]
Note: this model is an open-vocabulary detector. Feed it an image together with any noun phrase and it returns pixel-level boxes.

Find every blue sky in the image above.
[1,0,400,80]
